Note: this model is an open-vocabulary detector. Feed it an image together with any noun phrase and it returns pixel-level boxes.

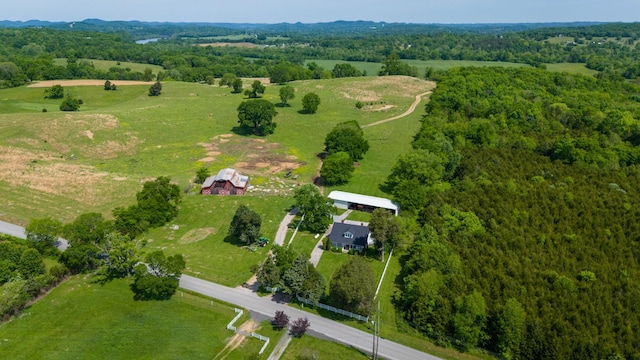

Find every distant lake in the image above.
[136,38,160,44]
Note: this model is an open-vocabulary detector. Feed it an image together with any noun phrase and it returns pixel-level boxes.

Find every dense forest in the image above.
[388,67,640,359]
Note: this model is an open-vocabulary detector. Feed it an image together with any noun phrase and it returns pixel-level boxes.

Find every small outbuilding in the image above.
[328,191,399,215]
[328,222,373,253]
[201,168,249,195]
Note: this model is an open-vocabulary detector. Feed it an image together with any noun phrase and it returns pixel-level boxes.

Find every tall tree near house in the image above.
[329,256,376,315]
[368,208,400,261]
[228,205,262,245]
[257,254,281,288]
[293,184,332,233]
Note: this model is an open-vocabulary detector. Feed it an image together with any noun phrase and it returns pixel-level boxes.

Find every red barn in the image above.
[201,168,249,195]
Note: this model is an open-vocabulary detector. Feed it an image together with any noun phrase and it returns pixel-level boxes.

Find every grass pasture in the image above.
[280,336,370,360]
[54,58,164,75]
[0,275,257,360]
[544,62,598,76]
[142,195,293,287]
[0,76,432,223]
[304,60,383,76]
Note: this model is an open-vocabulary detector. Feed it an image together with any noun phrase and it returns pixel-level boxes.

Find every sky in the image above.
[2,0,639,24]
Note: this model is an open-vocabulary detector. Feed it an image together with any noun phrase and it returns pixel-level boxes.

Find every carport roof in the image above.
[327,191,399,213]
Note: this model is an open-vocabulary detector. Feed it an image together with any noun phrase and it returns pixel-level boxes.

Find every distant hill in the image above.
[0,18,609,37]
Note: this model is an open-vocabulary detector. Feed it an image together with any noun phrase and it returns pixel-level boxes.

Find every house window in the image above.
[343,231,354,239]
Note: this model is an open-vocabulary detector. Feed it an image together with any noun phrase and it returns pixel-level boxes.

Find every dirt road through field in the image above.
[362,90,432,128]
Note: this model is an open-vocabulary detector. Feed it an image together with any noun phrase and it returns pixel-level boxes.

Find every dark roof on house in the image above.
[328,222,370,247]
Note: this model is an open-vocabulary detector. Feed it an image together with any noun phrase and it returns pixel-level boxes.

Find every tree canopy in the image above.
[324,121,369,161]
[329,256,376,315]
[293,185,333,233]
[228,204,262,245]
[320,151,354,185]
[279,85,295,106]
[301,92,321,114]
[237,99,278,136]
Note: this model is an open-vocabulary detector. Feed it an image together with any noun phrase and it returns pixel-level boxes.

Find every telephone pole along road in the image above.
[180,275,442,360]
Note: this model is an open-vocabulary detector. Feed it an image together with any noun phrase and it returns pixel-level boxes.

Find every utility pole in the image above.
[372,300,380,360]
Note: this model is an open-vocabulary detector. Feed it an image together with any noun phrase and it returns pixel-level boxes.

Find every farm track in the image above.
[361,91,432,128]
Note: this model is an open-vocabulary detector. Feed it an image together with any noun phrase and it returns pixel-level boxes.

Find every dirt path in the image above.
[361,91,432,128]
[213,320,258,360]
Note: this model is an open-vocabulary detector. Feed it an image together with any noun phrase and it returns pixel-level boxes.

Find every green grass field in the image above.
[0,275,261,360]
[142,195,293,287]
[54,58,164,75]
[281,336,370,360]
[544,62,598,76]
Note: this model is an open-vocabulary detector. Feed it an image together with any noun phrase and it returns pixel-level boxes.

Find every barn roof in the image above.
[202,168,249,188]
[328,191,399,214]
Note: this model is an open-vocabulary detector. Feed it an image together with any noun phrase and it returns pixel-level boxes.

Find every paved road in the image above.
[180,275,442,360]
[0,220,69,251]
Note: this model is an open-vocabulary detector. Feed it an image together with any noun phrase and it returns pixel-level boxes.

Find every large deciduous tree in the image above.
[324,121,369,161]
[44,84,64,99]
[293,184,332,233]
[257,254,281,288]
[244,80,266,98]
[368,208,400,261]
[131,251,186,301]
[320,151,354,185]
[332,63,362,78]
[228,205,262,245]
[25,217,62,255]
[102,232,140,278]
[237,99,278,136]
[329,256,376,315]
[302,92,321,113]
[18,248,45,279]
[279,85,295,106]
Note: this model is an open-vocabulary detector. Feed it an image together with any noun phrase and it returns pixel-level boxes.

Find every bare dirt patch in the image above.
[367,104,396,112]
[84,130,94,140]
[179,228,216,244]
[27,80,156,88]
[197,134,305,174]
[0,146,110,203]
[340,76,436,102]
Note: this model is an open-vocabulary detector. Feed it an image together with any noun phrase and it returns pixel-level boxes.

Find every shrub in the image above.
[273,310,289,330]
[355,101,364,109]
[42,108,47,112]
[291,317,310,337]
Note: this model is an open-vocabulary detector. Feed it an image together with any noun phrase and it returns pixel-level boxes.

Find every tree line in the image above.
[386,67,640,359]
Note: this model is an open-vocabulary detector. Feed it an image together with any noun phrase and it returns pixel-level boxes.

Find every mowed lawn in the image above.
[281,336,370,360]
[142,195,293,287]
[0,275,261,360]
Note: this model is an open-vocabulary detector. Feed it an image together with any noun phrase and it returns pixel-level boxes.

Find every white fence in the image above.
[226,308,243,331]
[296,296,369,322]
[225,308,270,355]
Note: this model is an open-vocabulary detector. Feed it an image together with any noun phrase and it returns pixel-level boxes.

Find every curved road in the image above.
[181,275,441,360]
[361,90,433,128]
